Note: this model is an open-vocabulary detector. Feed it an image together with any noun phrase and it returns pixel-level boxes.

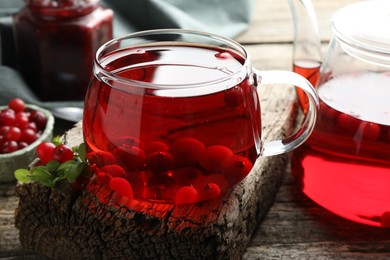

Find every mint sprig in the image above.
[14,143,88,188]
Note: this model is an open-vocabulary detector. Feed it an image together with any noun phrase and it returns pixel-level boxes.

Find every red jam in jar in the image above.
[13,0,113,101]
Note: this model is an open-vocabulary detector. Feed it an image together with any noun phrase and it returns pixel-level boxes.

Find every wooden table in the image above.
[1,0,390,259]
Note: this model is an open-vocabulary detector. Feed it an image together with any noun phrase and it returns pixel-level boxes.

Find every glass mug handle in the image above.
[255,70,319,156]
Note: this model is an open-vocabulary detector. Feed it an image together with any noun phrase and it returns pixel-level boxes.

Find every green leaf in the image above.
[46,160,60,172]
[31,165,47,172]
[57,160,77,172]
[53,175,67,185]
[14,169,31,183]
[30,167,54,187]
[52,136,62,146]
[14,141,92,189]
[66,162,85,182]
[77,143,87,162]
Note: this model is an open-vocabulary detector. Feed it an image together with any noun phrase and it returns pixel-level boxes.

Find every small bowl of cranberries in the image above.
[0,98,54,182]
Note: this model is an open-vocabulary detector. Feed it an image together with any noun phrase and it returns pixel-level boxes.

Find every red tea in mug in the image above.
[83,30,319,206]
[83,45,261,204]
[291,72,390,227]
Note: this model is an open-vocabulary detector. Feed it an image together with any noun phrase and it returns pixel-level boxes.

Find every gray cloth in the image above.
[104,0,255,38]
[0,0,255,108]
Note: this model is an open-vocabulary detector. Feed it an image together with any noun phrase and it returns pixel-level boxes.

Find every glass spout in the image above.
[288,0,322,112]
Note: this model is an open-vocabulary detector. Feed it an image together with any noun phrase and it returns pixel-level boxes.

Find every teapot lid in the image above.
[332,0,390,64]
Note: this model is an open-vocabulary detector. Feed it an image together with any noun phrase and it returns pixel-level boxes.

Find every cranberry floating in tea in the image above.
[290,0,390,227]
[83,29,319,205]
[13,0,113,101]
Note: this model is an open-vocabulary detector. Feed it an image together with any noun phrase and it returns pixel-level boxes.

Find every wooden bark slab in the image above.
[13,85,297,259]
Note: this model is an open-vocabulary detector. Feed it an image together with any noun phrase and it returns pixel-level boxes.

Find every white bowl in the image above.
[0,104,54,182]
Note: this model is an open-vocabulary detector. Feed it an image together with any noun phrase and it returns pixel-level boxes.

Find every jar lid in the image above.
[332,0,390,64]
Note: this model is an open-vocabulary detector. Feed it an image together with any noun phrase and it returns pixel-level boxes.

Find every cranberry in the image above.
[195,173,229,191]
[170,137,205,167]
[198,145,234,172]
[0,126,10,136]
[1,108,15,114]
[320,102,339,120]
[36,142,56,163]
[144,141,169,155]
[215,52,231,59]
[112,144,146,171]
[0,98,48,154]
[221,155,253,185]
[109,177,134,199]
[52,144,74,163]
[87,151,116,167]
[96,171,112,184]
[15,112,29,129]
[337,113,360,133]
[358,121,381,141]
[146,151,175,172]
[224,86,244,108]
[8,98,25,113]
[25,122,38,132]
[0,109,16,126]
[18,141,29,150]
[29,110,47,130]
[100,164,126,178]
[1,140,18,154]
[198,183,221,201]
[5,126,22,141]
[20,128,38,144]
[174,186,199,205]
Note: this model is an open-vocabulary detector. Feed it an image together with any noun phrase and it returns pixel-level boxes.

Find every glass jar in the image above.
[13,0,113,101]
[291,0,390,227]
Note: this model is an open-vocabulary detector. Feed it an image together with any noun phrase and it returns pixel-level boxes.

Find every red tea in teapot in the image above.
[291,72,390,227]
[83,45,261,204]
[293,59,321,113]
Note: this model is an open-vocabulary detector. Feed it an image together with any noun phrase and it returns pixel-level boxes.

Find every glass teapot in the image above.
[290,0,390,227]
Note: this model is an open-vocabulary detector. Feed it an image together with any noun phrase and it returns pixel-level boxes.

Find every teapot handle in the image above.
[255,70,319,156]
[288,0,322,68]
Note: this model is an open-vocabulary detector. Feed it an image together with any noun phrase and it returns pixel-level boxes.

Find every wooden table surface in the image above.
[1,0,390,259]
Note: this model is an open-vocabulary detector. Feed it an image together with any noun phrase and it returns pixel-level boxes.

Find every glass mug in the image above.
[291,0,390,227]
[83,29,318,205]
